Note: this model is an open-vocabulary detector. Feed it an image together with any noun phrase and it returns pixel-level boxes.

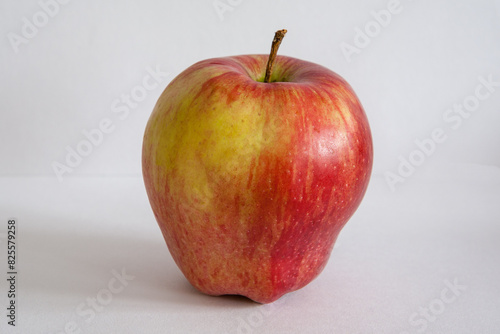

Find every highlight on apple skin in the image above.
[142,53,373,304]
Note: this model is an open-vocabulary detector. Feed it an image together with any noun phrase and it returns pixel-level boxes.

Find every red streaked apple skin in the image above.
[142,54,373,303]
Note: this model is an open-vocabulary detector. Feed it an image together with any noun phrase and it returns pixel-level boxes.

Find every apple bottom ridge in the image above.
[160,225,341,304]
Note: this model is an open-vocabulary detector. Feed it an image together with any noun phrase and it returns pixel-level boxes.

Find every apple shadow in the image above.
[19,212,261,309]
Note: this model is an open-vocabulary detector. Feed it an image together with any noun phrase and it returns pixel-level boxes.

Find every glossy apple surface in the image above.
[142,54,373,303]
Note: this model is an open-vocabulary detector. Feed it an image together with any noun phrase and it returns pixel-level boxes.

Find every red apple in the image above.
[142,31,373,303]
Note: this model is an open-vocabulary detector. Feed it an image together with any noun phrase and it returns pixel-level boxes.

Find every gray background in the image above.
[1,0,499,179]
[1,1,499,333]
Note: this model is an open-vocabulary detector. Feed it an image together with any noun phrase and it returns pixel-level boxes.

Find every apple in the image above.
[142,30,373,303]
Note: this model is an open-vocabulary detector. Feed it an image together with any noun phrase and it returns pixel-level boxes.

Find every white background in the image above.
[1,0,499,333]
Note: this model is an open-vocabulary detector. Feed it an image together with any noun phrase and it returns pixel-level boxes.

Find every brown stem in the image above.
[264,29,287,83]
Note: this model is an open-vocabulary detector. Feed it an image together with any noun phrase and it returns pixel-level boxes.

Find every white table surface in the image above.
[1,162,499,334]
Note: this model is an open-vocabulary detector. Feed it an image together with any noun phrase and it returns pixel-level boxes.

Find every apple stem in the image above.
[263,29,287,83]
